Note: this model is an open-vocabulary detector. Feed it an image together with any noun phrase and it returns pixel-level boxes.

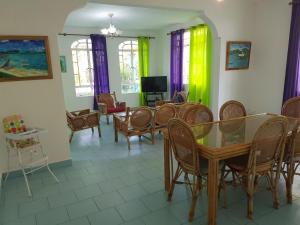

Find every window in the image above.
[71,39,94,97]
[182,31,190,85]
[119,40,140,94]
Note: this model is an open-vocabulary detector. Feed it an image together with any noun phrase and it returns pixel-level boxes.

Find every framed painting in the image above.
[225,41,251,70]
[0,36,53,82]
[60,56,67,73]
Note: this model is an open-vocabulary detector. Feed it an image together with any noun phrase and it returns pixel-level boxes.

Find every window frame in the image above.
[71,38,94,97]
[118,40,140,94]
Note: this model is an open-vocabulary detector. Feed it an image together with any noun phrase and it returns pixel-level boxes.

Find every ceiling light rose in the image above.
[101,13,121,37]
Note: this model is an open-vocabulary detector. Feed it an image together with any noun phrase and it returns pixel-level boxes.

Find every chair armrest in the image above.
[98,103,108,114]
[86,112,100,126]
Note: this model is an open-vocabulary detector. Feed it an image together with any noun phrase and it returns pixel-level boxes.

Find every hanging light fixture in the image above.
[101,13,121,37]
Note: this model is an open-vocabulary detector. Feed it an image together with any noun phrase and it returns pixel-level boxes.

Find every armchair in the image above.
[66,109,101,142]
[97,91,126,124]
[114,107,154,150]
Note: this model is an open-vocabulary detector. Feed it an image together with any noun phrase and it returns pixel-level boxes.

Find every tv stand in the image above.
[144,92,164,107]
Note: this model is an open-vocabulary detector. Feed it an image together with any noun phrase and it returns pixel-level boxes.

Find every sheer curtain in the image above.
[170,29,184,98]
[188,24,212,106]
[90,34,110,110]
[283,0,300,103]
[138,37,150,106]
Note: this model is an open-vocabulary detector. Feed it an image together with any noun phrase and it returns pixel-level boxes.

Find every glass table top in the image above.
[190,113,299,149]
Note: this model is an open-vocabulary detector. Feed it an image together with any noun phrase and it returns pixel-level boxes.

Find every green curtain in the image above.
[188,24,212,106]
[138,37,150,106]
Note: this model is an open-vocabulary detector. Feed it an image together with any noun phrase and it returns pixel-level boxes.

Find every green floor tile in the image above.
[60,217,90,225]
[19,198,49,217]
[116,200,150,221]
[74,184,102,200]
[67,199,99,219]
[48,191,78,208]
[88,208,123,225]
[94,191,125,209]
[36,207,69,225]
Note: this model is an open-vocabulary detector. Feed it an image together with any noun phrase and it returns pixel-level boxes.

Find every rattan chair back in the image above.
[168,118,199,173]
[282,96,300,118]
[248,116,288,170]
[154,104,177,127]
[219,100,246,120]
[130,107,153,130]
[177,103,197,119]
[183,104,213,125]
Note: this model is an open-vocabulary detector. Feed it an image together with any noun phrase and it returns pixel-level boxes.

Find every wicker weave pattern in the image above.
[177,103,197,119]
[116,107,154,150]
[223,116,288,219]
[282,96,300,118]
[167,118,206,222]
[154,104,177,127]
[66,109,101,142]
[183,104,213,125]
[219,100,246,120]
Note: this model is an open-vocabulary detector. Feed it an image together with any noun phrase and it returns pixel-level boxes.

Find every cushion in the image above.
[107,107,126,114]
[99,95,115,108]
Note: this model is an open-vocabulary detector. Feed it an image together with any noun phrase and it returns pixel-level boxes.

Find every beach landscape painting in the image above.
[226,41,251,70]
[0,36,52,81]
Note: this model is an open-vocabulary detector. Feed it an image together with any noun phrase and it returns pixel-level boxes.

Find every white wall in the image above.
[0,0,86,174]
[58,26,160,111]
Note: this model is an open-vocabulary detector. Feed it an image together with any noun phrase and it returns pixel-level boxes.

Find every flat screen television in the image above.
[141,76,167,92]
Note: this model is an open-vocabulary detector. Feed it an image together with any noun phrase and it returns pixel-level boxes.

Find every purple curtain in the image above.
[283,0,300,103]
[90,34,110,110]
[170,29,184,98]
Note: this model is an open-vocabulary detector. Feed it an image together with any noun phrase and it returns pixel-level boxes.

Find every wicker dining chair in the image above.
[220,116,288,219]
[177,103,198,120]
[152,103,177,136]
[219,100,247,120]
[282,96,300,118]
[281,121,300,203]
[183,104,214,125]
[167,118,208,222]
[115,107,154,150]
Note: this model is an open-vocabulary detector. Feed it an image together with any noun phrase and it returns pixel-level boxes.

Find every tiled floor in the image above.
[1,118,300,225]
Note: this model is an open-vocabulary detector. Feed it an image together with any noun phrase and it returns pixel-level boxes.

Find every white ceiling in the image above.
[65,3,201,30]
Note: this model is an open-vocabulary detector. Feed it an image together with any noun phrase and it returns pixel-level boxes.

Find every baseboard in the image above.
[1,159,72,181]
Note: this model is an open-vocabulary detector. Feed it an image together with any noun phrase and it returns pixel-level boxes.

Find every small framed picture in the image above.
[225,41,251,70]
[60,56,67,73]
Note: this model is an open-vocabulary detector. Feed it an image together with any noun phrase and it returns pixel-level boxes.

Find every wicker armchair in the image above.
[97,91,126,124]
[219,100,246,120]
[152,104,177,136]
[183,104,214,125]
[115,107,154,150]
[220,117,288,219]
[167,118,207,222]
[155,91,189,107]
[66,109,101,142]
[282,96,300,118]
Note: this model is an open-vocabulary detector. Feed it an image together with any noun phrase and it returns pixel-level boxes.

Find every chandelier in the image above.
[101,13,121,37]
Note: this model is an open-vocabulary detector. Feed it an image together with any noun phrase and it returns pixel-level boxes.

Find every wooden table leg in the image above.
[164,136,171,191]
[208,159,219,225]
[286,162,293,204]
[113,115,118,142]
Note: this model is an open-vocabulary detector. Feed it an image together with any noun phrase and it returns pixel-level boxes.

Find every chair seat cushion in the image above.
[107,107,126,114]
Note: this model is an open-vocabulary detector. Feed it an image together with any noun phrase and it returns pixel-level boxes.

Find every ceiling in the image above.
[65,3,201,30]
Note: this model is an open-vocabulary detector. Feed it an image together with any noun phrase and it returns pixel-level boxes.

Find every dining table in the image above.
[162,113,299,225]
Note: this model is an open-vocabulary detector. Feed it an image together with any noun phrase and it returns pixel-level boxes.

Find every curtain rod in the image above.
[58,33,155,39]
[166,24,206,36]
